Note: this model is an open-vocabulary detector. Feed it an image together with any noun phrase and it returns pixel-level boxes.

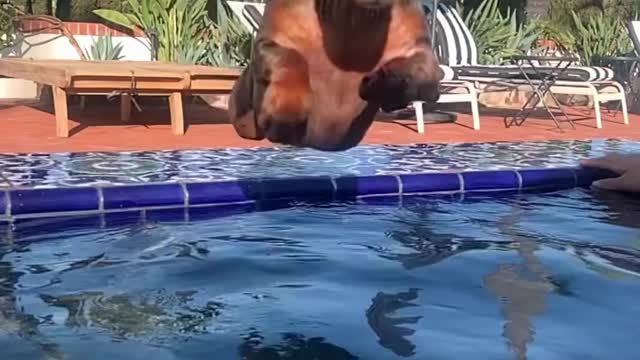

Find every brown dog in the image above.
[228,0,442,151]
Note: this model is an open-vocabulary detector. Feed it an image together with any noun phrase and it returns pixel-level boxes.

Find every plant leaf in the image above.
[93,9,136,30]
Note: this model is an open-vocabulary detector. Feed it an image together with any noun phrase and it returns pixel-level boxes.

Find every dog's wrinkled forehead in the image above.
[352,0,399,8]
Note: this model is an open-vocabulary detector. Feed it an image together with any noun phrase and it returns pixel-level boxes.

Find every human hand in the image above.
[581,153,640,193]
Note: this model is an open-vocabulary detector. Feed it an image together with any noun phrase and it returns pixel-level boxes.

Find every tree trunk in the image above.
[55,0,71,20]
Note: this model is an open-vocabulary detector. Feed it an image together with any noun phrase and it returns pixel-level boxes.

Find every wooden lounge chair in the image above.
[0,58,241,137]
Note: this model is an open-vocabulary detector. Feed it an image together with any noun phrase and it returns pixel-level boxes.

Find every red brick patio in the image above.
[0,97,638,154]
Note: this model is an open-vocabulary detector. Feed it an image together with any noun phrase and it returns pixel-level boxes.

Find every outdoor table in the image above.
[503,54,579,129]
[0,58,241,137]
[593,55,640,115]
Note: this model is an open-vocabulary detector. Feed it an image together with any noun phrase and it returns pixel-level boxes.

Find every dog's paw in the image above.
[258,83,312,145]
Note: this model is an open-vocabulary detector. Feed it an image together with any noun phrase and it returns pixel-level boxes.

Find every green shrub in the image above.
[0,2,16,50]
[528,0,638,64]
[461,0,539,64]
[524,17,577,52]
[92,0,251,66]
[16,0,128,21]
[548,0,640,32]
[70,0,129,22]
[85,34,125,60]
[16,0,54,16]
[571,10,636,65]
[202,2,252,67]
[458,0,526,24]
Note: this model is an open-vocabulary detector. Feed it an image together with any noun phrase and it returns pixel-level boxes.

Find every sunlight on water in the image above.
[1,188,640,359]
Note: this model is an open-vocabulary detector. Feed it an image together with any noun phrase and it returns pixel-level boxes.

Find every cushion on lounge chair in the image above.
[440,65,456,81]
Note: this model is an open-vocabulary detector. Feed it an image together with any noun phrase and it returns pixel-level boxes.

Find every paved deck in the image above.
[0,97,639,153]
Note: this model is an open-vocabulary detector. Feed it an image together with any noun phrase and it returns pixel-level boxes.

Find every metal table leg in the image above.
[504,58,575,129]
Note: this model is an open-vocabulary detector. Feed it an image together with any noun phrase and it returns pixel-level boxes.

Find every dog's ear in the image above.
[228,66,265,140]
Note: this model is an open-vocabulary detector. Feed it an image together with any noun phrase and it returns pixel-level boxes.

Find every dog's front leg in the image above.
[229,38,312,142]
[254,38,313,145]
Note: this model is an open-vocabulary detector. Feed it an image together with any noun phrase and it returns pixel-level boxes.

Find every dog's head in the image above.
[229,0,441,152]
[352,0,406,8]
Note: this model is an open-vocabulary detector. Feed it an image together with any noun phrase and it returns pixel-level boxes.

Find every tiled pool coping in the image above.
[2,139,639,189]
[0,166,617,221]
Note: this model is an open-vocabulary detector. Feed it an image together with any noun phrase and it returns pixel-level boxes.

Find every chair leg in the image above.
[80,95,87,111]
[52,86,70,138]
[610,81,629,125]
[169,92,185,135]
[621,95,630,125]
[467,84,480,130]
[120,93,132,122]
[593,96,603,129]
[413,101,425,134]
[470,100,480,130]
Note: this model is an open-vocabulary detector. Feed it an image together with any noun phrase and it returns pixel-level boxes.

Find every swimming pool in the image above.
[1,139,640,359]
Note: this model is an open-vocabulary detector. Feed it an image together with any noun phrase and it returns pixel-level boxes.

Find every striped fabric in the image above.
[242,4,262,32]
[440,65,456,80]
[423,3,615,82]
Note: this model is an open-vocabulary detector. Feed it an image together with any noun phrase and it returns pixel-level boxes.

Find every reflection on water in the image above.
[238,331,358,360]
[39,290,223,339]
[0,243,65,360]
[381,201,556,359]
[383,204,495,269]
[485,210,555,360]
[1,188,640,359]
[366,288,422,357]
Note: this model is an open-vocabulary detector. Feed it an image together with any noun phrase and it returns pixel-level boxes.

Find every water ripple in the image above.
[1,188,640,359]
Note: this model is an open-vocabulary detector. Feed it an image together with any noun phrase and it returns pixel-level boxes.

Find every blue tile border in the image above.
[9,187,100,216]
[187,180,261,205]
[262,177,336,200]
[399,173,461,194]
[461,170,521,191]
[0,191,6,218]
[0,165,619,221]
[519,168,576,190]
[335,175,400,198]
[102,183,185,210]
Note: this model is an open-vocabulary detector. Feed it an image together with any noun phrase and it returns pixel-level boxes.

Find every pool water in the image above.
[2,188,640,360]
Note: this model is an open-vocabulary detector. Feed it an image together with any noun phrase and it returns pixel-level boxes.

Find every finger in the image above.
[580,155,626,174]
[591,174,632,191]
